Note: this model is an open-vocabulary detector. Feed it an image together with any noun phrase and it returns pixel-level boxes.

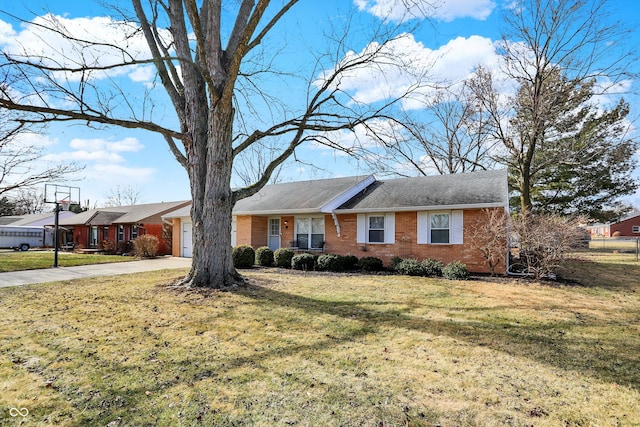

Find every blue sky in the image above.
[0,0,639,207]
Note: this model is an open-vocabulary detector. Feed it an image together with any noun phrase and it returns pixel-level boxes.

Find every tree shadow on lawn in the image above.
[233,280,640,392]
[558,256,640,290]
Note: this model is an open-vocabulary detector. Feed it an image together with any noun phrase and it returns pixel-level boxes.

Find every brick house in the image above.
[57,201,190,254]
[608,212,640,237]
[163,169,509,274]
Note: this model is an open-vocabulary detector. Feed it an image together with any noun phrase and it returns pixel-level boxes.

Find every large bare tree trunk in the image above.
[182,94,239,287]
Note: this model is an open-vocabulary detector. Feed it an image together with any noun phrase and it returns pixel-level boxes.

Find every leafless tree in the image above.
[0,111,81,198]
[104,185,144,207]
[382,84,496,176]
[468,208,508,276]
[468,0,638,214]
[0,2,423,287]
[10,188,47,214]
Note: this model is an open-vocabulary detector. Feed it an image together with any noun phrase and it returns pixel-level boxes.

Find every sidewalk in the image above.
[0,257,192,288]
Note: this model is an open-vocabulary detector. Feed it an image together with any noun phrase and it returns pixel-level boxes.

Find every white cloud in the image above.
[311,118,404,155]
[0,14,168,83]
[44,150,124,163]
[69,136,143,153]
[44,136,145,169]
[0,19,16,44]
[129,65,156,83]
[12,132,59,148]
[93,164,155,181]
[355,0,496,23]
[107,137,144,152]
[319,33,505,109]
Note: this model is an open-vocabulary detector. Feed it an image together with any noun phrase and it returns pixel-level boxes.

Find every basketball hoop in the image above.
[59,200,71,211]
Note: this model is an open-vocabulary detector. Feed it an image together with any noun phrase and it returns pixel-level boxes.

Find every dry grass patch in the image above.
[0,267,639,426]
[0,251,135,272]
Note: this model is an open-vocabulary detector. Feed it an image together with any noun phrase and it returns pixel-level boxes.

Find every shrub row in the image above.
[390,256,468,280]
[231,245,383,272]
[231,245,469,279]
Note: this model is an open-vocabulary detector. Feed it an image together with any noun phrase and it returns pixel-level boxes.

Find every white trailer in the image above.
[0,225,53,251]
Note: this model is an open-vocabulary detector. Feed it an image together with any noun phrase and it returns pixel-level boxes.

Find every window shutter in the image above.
[451,210,464,244]
[417,212,428,244]
[357,214,366,244]
[384,213,395,244]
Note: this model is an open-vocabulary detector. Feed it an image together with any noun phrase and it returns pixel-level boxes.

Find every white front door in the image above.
[268,218,280,251]
[182,221,193,258]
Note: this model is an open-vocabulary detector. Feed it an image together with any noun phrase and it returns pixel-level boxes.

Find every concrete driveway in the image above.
[0,257,192,288]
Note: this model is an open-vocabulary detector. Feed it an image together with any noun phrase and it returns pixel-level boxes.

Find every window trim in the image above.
[632,225,640,233]
[417,210,463,245]
[294,216,325,249]
[356,213,395,244]
[430,212,451,244]
[367,215,386,243]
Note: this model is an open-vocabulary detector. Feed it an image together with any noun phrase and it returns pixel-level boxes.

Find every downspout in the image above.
[331,212,341,237]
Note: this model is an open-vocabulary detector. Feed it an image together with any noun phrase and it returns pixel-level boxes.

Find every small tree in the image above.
[468,208,509,276]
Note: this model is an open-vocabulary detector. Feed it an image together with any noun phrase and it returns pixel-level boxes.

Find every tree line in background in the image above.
[0,0,637,287]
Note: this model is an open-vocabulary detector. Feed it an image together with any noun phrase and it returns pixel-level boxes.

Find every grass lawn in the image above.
[0,254,639,426]
[0,251,135,272]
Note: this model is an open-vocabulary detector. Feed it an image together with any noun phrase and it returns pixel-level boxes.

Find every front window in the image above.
[295,217,324,249]
[131,225,139,239]
[368,216,385,243]
[430,213,450,244]
[117,225,125,242]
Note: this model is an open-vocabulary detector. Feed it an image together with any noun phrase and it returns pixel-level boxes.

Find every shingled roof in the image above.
[162,170,508,219]
[58,201,190,226]
[232,175,374,215]
[336,169,508,212]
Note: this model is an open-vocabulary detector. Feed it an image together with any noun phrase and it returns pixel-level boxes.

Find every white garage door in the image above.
[182,221,193,258]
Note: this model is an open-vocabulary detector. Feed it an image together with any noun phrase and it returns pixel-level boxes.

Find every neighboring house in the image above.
[57,201,190,254]
[585,223,611,238]
[609,212,640,237]
[0,211,76,226]
[586,211,640,238]
[163,169,509,274]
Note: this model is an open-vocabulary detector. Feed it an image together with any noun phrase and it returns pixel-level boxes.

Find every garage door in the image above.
[182,221,192,258]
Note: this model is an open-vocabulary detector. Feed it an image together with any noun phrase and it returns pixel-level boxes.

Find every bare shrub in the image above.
[132,234,159,258]
[510,213,586,279]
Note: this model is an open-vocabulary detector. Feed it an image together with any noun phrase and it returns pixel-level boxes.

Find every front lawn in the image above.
[0,262,638,426]
[0,251,135,272]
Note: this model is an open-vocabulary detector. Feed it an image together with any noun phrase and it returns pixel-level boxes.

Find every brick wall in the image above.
[236,215,268,247]
[610,215,640,237]
[223,208,507,274]
[324,209,505,274]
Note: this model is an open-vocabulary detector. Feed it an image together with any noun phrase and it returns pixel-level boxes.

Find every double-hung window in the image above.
[417,210,463,245]
[368,216,385,243]
[357,213,395,244]
[430,213,450,244]
[295,217,324,249]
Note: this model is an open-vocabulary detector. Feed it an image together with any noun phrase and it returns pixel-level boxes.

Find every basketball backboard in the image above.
[44,184,81,208]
